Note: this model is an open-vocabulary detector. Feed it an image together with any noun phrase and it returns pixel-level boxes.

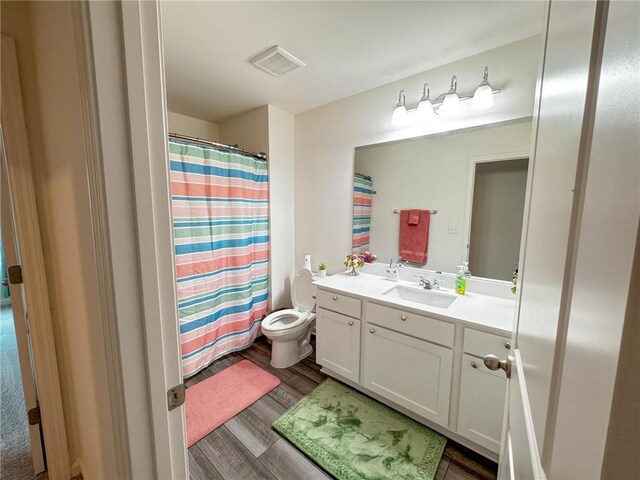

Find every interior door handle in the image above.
[483,354,512,378]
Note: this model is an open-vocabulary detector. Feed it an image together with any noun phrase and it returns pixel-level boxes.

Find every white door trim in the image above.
[1,34,70,480]
[69,3,133,478]
[120,2,188,478]
[1,146,45,474]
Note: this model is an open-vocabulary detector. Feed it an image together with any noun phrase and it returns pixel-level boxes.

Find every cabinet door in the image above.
[364,325,452,427]
[457,353,507,453]
[316,308,361,382]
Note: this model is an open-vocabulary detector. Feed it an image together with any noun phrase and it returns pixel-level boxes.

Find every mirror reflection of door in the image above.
[468,158,529,281]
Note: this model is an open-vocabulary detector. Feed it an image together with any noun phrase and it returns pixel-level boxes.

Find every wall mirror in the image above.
[353,118,531,281]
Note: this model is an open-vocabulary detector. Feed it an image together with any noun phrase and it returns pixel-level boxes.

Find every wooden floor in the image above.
[186,337,498,480]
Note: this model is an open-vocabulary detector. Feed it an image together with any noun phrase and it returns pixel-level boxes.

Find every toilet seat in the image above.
[261,309,315,333]
[262,268,316,333]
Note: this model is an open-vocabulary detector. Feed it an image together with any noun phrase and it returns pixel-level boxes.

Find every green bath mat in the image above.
[272,379,446,480]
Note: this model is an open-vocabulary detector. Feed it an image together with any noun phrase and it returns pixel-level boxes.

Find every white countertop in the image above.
[313,272,515,335]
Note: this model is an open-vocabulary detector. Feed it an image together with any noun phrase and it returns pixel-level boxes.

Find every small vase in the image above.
[348,265,359,276]
[317,270,326,278]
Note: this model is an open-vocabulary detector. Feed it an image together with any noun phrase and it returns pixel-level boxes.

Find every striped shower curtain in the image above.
[352,175,373,253]
[169,140,270,378]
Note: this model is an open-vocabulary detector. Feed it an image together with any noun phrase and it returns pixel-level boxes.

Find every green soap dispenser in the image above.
[455,264,467,295]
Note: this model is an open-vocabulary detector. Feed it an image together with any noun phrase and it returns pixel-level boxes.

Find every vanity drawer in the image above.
[463,328,511,358]
[316,289,362,319]
[366,302,454,348]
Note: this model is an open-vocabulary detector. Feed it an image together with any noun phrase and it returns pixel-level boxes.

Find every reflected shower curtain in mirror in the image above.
[352,175,373,253]
[169,140,270,378]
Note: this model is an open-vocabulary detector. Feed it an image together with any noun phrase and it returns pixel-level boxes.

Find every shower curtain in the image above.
[169,140,270,378]
[352,175,373,254]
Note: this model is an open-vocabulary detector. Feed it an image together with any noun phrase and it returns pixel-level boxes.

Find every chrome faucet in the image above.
[415,275,442,290]
[386,258,408,282]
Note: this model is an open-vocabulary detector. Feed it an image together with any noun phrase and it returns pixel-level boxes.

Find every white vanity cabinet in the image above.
[457,328,511,453]
[314,283,512,460]
[364,324,452,427]
[315,291,362,383]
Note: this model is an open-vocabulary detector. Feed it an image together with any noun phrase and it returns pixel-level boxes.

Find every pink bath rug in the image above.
[186,359,281,447]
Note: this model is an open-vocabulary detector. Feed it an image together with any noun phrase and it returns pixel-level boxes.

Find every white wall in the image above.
[355,121,531,275]
[219,106,295,310]
[219,106,269,154]
[294,36,541,273]
[167,111,219,141]
[266,106,295,309]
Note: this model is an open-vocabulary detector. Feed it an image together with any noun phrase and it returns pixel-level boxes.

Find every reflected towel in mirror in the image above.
[399,210,430,264]
[408,209,421,225]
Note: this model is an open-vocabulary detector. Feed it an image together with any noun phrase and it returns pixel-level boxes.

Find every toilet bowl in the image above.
[261,269,316,368]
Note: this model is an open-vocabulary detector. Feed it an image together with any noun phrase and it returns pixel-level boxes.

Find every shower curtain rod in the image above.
[169,132,268,161]
[354,172,372,181]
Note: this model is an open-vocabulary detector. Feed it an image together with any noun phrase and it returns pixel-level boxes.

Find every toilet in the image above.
[261,269,316,368]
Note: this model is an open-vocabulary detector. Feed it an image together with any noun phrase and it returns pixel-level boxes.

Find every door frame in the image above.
[120,2,188,478]
[73,1,188,477]
[1,34,70,480]
[462,151,530,268]
[1,144,46,474]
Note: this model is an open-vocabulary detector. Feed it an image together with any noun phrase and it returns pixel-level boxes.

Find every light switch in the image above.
[448,224,461,234]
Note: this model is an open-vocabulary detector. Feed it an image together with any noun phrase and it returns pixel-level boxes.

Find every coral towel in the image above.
[408,209,421,225]
[399,210,430,264]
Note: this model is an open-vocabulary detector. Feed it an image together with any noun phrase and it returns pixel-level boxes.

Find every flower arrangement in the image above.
[344,251,377,275]
[344,254,365,276]
[361,251,377,264]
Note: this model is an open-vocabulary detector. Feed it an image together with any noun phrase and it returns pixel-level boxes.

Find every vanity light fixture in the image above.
[390,67,501,126]
[471,66,495,109]
[391,90,408,126]
[416,83,435,120]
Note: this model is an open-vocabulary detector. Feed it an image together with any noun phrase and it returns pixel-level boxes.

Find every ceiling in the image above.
[161,1,544,124]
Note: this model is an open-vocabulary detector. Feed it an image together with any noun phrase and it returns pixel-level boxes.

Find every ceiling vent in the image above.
[249,45,306,77]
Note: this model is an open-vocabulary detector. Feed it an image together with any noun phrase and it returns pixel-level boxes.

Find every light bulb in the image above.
[416,82,435,120]
[471,66,495,110]
[471,85,494,109]
[391,105,408,125]
[438,75,460,117]
[390,90,408,126]
[439,93,460,116]
[416,99,434,120]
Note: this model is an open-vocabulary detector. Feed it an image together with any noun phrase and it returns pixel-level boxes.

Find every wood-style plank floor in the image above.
[187,337,498,480]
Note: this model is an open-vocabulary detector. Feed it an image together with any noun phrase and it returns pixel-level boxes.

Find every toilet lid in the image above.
[291,269,315,312]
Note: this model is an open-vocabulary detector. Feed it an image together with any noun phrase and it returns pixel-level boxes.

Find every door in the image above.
[316,308,361,382]
[364,325,452,427]
[467,158,529,281]
[1,142,46,474]
[487,1,606,478]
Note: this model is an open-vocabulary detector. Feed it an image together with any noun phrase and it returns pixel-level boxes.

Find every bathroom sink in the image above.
[381,285,457,309]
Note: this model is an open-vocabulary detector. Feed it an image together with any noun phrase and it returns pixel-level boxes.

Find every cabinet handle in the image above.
[332,295,338,301]
[348,321,354,326]
[504,342,512,350]
[471,361,478,369]
[369,328,375,334]
[400,315,407,321]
